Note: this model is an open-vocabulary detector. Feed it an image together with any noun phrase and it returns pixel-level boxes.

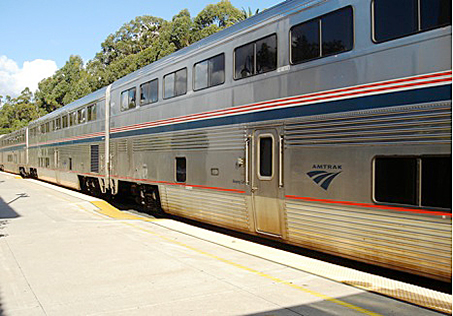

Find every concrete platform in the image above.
[0,172,450,316]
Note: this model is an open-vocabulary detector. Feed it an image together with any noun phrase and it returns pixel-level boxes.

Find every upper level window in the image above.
[77,108,86,124]
[121,87,137,111]
[291,6,353,64]
[55,118,61,130]
[87,104,97,121]
[62,115,69,128]
[164,68,187,99]
[194,54,225,91]
[234,34,277,79]
[140,79,158,105]
[373,0,451,43]
[69,111,77,126]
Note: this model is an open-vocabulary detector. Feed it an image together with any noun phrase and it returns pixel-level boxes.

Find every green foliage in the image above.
[1,0,254,133]
[35,55,91,113]
[0,88,43,134]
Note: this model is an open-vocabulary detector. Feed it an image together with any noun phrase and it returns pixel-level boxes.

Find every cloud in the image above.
[0,55,58,98]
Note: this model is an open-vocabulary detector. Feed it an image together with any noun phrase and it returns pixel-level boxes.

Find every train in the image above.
[1,0,451,282]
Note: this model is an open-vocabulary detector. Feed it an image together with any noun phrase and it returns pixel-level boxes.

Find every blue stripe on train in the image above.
[31,84,451,148]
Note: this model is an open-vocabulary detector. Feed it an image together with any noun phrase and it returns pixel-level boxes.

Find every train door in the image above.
[251,128,283,237]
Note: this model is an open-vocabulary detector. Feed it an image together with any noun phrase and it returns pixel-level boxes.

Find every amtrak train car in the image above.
[0,0,451,282]
[0,128,27,175]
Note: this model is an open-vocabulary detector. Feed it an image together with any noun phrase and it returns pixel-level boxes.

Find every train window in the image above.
[194,54,225,91]
[164,68,187,99]
[373,0,451,43]
[291,6,353,64]
[77,108,86,124]
[420,0,452,31]
[322,7,354,57]
[374,156,452,209]
[421,157,451,209]
[258,135,274,179]
[87,104,97,121]
[374,157,417,206]
[373,0,418,42]
[256,35,277,74]
[234,34,277,79]
[175,157,186,183]
[121,87,137,111]
[291,19,319,63]
[69,111,77,126]
[55,118,61,130]
[235,42,255,79]
[140,79,158,105]
[62,115,68,128]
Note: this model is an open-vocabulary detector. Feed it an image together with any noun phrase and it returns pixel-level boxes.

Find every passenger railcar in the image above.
[1,0,451,281]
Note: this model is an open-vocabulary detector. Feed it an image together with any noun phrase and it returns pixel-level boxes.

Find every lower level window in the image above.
[374,156,451,209]
[176,157,186,183]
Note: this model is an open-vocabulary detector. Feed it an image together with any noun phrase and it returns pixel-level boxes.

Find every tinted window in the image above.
[420,0,452,30]
[194,54,225,91]
[164,68,187,99]
[374,0,417,42]
[55,118,61,130]
[69,112,77,126]
[374,0,451,43]
[77,108,86,124]
[175,68,187,96]
[62,115,68,128]
[234,42,255,79]
[291,7,352,64]
[140,79,158,105]
[176,157,186,183]
[194,60,209,90]
[322,7,353,56]
[259,137,273,178]
[291,19,320,63]
[421,157,452,208]
[121,88,136,111]
[375,157,417,205]
[374,156,452,209]
[164,73,175,98]
[87,104,97,121]
[210,54,225,86]
[256,35,277,74]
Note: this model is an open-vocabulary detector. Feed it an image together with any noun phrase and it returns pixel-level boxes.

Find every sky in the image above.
[0,0,282,98]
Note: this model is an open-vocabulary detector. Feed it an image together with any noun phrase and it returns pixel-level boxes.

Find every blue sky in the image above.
[0,0,281,97]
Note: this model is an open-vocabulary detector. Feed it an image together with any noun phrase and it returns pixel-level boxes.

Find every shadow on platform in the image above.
[0,195,23,240]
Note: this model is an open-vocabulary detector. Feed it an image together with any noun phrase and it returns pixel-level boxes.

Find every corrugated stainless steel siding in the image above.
[132,126,246,152]
[160,186,249,231]
[285,199,452,280]
[285,103,452,146]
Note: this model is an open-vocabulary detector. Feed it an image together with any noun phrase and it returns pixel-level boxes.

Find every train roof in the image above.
[31,0,324,125]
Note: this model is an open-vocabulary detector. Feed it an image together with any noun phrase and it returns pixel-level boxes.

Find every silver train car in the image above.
[1,0,451,282]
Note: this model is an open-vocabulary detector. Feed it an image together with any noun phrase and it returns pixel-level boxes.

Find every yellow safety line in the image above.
[91,200,383,316]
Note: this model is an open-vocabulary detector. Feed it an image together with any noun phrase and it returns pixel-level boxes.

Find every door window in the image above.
[258,135,274,179]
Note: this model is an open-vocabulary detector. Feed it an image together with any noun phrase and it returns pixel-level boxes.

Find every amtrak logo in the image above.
[307,164,342,190]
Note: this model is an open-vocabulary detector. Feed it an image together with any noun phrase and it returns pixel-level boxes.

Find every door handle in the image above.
[251,187,258,193]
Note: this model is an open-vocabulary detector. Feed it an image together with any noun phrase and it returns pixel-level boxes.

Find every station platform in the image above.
[0,172,451,316]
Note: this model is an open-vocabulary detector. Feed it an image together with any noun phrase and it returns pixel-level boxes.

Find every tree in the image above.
[241,7,260,20]
[35,55,92,113]
[192,0,244,42]
[0,88,42,134]
[3,1,249,133]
